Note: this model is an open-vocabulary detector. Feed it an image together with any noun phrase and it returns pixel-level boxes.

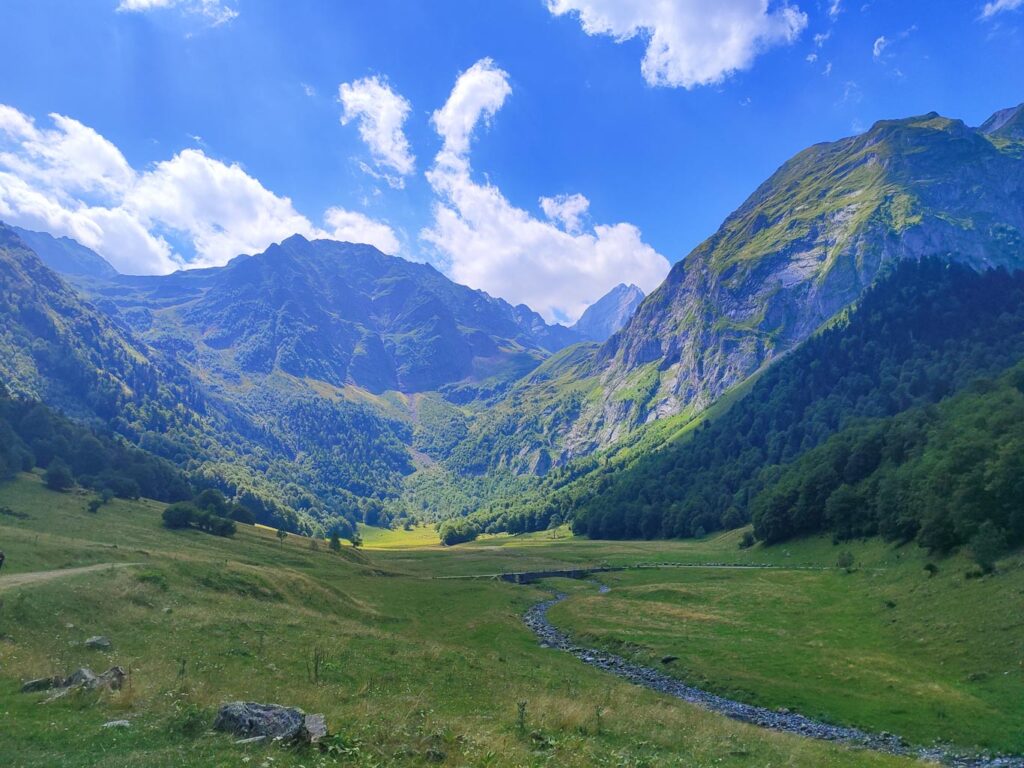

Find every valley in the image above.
[1,472,1021,767]
[1,72,1023,767]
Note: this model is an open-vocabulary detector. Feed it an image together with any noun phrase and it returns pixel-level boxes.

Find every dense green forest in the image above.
[0,380,191,502]
[571,260,1024,541]
[751,364,1024,564]
[436,260,1024,545]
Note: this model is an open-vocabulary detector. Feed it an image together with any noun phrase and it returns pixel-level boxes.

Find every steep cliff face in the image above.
[564,109,1024,455]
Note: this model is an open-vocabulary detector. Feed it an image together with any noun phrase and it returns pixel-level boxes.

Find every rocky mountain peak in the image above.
[979,102,1024,140]
[572,283,646,342]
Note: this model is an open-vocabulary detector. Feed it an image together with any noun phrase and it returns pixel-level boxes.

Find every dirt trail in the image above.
[0,562,138,591]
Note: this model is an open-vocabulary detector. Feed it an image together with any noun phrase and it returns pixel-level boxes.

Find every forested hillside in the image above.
[750,365,1024,565]
[0,225,399,536]
[0,379,190,502]
[565,260,1024,541]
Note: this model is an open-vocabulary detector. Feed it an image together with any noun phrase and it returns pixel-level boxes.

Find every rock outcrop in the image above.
[213,702,327,743]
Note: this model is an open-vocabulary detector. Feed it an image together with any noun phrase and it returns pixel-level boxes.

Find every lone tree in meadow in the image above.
[276,528,288,547]
[44,459,74,491]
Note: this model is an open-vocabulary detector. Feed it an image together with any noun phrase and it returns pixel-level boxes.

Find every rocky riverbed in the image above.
[523,591,1024,768]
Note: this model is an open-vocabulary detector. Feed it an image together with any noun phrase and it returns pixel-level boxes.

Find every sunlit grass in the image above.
[0,473,1005,766]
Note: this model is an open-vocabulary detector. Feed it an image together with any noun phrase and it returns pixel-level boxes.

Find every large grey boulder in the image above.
[213,702,306,741]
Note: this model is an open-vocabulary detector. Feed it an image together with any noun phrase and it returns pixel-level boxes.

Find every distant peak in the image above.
[979,103,1024,138]
[571,282,646,342]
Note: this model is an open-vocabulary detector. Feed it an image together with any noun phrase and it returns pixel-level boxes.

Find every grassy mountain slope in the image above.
[11,226,117,279]
[78,234,576,398]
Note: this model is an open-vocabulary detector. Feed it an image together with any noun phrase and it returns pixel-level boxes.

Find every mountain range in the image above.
[1,102,1022,537]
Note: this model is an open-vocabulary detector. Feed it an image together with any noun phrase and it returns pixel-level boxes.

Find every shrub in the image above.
[971,522,1007,574]
[162,502,197,530]
[194,488,228,516]
[44,458,74,491]
[739,531,756,549]
[227,504,255,525]
[836,551,855,570]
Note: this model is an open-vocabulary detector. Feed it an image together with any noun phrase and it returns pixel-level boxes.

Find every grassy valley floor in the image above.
[0,473,1020,767]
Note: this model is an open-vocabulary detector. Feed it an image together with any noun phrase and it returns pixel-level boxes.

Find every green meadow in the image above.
[1,473,1020,767]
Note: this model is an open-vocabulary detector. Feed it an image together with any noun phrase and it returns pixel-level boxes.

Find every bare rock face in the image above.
[213,702,328,743]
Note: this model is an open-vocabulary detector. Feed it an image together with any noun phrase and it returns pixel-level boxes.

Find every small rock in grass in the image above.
[661,655,679,664]
[95,666,127,691]
[85,636,113,650]
[302,713,328,744]
[102,720,131,729]
[20,677,63,693]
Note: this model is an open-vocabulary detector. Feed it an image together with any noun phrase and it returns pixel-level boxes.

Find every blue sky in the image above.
[0,0,1023,322]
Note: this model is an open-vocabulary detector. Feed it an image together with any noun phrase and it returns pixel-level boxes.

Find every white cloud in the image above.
[828,0,842,18]
[0,105,398,273]
[123,149,321,268]
[813,31,830,47]
[872,35,888,57]
[540,193,590,234]
[545,0,807,88]
[981,0,1024,18]
[339,76,415,186]
[117,0,238,25]
[806,52,818,63]
[323,207,400,254]
[422,59,670,324]
[430,60,511,158]
[302,83,317,97]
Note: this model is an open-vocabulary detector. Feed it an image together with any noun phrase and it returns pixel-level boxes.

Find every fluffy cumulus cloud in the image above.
[545,0,808,88]
[539,193,590,235]
[981,0,1024,17]
[324,206,400,254]
[124,149,320,268]
[422,59,669,324]
[339,76,416,187]
[117,0,238,26]
[0,105,399,273]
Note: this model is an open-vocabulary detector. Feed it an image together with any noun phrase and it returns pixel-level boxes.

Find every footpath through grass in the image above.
[0,474,1012,766]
